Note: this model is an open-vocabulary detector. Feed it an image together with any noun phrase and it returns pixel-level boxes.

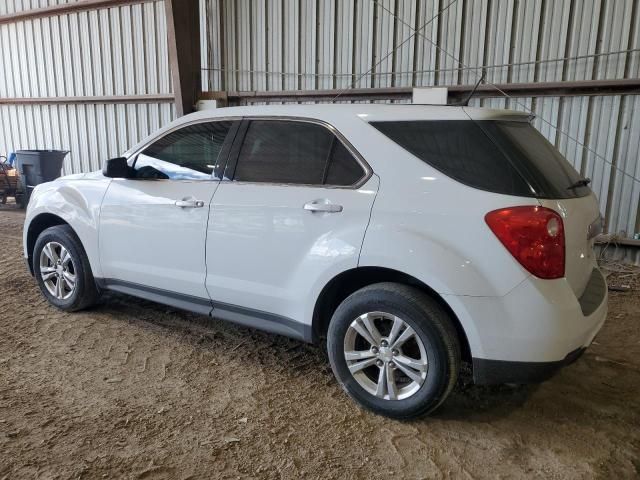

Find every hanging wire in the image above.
[201,47,640,78]
[371,0,640,187]
[331,0,461,100]
[202,0,640,188]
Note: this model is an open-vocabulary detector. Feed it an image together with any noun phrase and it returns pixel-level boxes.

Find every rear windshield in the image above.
[370,120,590,199]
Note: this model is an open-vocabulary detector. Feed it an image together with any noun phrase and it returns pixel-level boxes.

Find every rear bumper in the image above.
[445,267,608,384]
[472,347,585,384]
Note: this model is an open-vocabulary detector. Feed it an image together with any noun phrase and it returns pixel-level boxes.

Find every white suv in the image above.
[23,105,607,418]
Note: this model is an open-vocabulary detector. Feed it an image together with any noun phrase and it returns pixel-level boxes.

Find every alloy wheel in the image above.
[343,311,428,400]
[39,241,76,300]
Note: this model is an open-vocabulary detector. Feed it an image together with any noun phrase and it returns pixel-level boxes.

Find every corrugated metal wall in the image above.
[0,103,174,173]
[200,0,638,89]
[0,0,174,175]
[0,0,78,15]
[201,0,640,237]
[0,0,638,237]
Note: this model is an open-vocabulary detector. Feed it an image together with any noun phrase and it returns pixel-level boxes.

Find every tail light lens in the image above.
[485,206,565,279]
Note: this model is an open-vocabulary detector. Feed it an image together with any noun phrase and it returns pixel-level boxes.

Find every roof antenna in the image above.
[451,71,486,106]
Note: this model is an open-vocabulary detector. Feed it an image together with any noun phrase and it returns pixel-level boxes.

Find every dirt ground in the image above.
[0,205,639,480]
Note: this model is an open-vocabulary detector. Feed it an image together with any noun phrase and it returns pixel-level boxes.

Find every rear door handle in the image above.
[303,200,343,213]
[175,199,205,208]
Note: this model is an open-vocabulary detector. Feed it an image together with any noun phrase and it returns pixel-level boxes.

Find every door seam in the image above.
[357,173,381,267]
[203,181,221,310]
[96,178,114,279]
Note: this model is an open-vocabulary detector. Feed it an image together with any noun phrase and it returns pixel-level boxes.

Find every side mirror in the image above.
[103,157,130,178]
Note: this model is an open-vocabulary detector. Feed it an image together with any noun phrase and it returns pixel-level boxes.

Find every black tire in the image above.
[327,282,461,419]
[33,225,100,311]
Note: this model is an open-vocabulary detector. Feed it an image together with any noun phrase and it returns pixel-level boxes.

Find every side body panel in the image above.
[348,114,606,362]
[338,113,535,298]
[99,179,220,299]
[343,115,539,360]
[205,176,379,328]
[23,174,111,278]
[445,271,608,363]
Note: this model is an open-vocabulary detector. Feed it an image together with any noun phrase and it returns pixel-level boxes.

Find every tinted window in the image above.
[325,141,365,186]
[477,121,590,198]
[370,120,533,196]
[233,120,365,186]
[134,121,232,180]
[371,120,590,199]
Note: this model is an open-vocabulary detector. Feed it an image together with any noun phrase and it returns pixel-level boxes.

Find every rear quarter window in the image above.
[370,120,533,197]
[370,120,590,199]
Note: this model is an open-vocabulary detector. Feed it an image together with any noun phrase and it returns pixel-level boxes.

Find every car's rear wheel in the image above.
[327,282,460,419]
[33,225,99,311]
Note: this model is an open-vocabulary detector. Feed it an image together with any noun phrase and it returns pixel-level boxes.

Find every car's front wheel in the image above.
[327,282,461,419]
[33,225,99,311]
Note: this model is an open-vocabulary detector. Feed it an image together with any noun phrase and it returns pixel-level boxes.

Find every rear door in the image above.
[205,119,378,336]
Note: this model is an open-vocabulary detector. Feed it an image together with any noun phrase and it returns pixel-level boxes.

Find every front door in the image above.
[205,119,378,337]
[99,120,236,311]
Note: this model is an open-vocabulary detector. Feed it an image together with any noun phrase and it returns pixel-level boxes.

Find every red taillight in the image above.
[485,206,565,279]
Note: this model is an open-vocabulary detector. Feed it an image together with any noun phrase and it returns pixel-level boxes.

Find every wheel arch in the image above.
[311,266,472,364]
[25,213,73,275]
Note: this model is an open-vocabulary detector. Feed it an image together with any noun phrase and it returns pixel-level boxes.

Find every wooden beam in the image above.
[0,94,174,105]
[0,0,155,25]
[165,0,201,116]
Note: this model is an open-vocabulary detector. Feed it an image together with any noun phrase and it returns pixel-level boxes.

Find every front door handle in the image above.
[303,200,343,213]
[175,198,205,208]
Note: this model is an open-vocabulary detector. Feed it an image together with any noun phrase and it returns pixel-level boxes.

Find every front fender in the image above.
[24,178,111,278]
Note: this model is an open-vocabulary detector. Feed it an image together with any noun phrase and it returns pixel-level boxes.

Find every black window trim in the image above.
[222,116,373,189]
[125,117,242,182]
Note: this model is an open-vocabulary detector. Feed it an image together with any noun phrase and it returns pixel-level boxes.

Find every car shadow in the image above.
[436,375,539,421]
[97,290,540,420]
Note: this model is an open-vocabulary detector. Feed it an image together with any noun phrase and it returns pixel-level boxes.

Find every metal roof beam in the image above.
[0,0,155,25]
[213,79,640,105]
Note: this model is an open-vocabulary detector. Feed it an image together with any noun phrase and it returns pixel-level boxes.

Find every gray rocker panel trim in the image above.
[95,278,312,342]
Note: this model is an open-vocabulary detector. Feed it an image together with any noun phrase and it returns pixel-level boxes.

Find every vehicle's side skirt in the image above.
[97,278,213,315]
[210,299,312,343]
[95,278,312,343]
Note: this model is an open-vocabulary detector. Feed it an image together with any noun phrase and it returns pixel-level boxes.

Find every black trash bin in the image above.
[15,150,69,208]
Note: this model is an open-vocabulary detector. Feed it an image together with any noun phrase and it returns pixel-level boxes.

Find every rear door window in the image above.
[232,120,366,186]
[324,141,366,186]
[370,120,589,199]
